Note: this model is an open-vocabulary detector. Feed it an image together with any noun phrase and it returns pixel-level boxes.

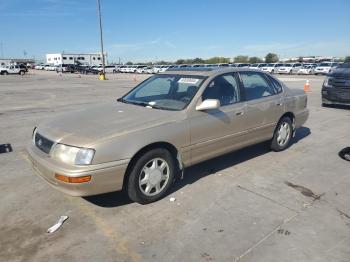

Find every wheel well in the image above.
[280,112,295,129]
[122,142,180,190]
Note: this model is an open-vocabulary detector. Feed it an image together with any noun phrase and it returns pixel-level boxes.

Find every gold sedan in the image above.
[27,68,309,204]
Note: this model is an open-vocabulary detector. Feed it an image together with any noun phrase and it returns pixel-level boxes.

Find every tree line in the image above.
[123,53,349,65]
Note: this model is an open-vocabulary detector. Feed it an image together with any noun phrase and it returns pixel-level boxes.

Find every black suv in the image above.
[322,63,350,106]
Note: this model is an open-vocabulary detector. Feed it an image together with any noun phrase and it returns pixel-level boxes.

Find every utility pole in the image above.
[97,0,106,79]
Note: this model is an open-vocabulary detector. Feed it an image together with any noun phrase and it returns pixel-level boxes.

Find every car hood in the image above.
[329,67,350,79]
[37,102,183,147]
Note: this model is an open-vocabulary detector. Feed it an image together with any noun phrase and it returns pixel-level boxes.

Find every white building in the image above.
[46,53,106,66]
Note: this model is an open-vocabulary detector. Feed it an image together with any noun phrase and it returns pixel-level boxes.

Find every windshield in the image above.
[338,63,350,68]
[283,64,292,67]
[120,74,206,111]
[320,63,331,66]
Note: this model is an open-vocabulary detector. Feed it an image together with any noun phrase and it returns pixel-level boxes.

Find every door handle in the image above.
[235,111,244,116]
[276,102,283,106]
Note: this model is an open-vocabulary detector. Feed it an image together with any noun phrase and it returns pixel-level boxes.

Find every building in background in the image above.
[46,53,107,66]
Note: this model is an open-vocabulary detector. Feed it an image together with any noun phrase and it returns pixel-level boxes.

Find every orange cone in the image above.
[304,80,310,92]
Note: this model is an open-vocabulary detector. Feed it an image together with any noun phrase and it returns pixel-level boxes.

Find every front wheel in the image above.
[271,117,293,151]
[127,148,175,204]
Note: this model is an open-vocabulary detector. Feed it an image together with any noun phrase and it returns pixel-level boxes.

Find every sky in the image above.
[1,0,350,63]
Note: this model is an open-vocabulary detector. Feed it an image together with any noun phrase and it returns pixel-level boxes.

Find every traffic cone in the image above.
[304,80,310,92]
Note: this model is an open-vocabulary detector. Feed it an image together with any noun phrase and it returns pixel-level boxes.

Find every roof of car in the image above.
[160,67,263,77]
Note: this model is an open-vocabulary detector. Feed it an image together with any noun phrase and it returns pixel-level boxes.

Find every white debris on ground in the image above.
[169,197,176,202]
[47,215,69,233]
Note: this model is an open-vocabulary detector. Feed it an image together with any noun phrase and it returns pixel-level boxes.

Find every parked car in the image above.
[0,64,26,75]
[322,63,350,106]
[27,67,309,204]
[314,62,340,75]
[135,65,149,74]
[119,66,130,73]
[35,64,45,70]
[249,63,267,70]
[151,65,163,74]
[56,64,73,73]
[18,64,28,72]
[261,63,284,74]
[44,64,57,71]
[115,65,127,73]
[235,63,251,68]
[297,65,316,75]
[277,63,303,74]
[158,65,171,73]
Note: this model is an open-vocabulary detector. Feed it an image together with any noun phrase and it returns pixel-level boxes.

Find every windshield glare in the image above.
[121,75,206,110]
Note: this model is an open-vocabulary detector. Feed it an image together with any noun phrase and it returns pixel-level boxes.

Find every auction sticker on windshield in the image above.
[178,78,199,84]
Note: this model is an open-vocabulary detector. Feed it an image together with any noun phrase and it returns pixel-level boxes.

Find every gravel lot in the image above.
[0,70,349,262]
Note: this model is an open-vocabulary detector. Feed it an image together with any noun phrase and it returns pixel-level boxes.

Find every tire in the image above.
[3,71,8,75]
[127,148,175,204]
[271,117,293,152]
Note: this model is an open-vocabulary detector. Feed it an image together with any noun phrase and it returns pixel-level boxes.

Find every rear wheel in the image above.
[271,117,293,151]
[3,71,8,75]
[127,148,175,204]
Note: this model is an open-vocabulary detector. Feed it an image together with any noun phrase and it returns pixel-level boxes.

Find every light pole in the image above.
[97,0,106,79]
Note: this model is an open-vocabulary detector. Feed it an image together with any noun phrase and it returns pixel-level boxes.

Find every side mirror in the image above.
[196,99,220,111]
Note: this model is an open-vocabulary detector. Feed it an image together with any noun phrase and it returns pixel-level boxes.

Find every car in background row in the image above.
[297,65,316,75]
[314,62,340,75]
[35,64,45,70]
[277,63,303,74]
[322,63,350,106]
[44,64,58,71]
[261,63,284,74]
[0,64,26,75]
[249,63,267,70]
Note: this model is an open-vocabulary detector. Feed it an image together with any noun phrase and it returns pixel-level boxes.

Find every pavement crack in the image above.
[233,213,299,262]
[237,185,298,213]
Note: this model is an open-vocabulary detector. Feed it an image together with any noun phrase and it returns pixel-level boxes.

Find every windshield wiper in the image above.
[117,98,150,107]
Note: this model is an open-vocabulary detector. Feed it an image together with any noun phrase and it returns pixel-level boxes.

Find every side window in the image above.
[240,72,275,101]
[202,74,240,106]
[268,76,283,94]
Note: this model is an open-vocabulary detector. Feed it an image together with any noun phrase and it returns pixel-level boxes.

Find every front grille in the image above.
[330,78,350,88]
[35,132,54,154]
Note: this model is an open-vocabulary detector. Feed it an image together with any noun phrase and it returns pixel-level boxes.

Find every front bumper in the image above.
[322,87,350,106]
[27,143,129,197]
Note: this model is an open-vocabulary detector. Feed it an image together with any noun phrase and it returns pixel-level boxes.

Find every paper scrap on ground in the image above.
[47,216,69,233]
[169,197,176,202]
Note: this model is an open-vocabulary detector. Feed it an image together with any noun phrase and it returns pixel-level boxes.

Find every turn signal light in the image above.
[55,173,91,183]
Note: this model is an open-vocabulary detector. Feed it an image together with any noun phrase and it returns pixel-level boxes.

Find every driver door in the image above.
[188,73,248,165]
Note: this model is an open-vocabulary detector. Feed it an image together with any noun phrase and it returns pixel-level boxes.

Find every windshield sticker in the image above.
[178,78,199,84]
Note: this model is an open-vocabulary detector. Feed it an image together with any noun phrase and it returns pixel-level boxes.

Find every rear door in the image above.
[239,71,284,143]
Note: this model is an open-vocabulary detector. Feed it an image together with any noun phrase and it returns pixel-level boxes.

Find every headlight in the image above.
[323,77,334,88]
[51,144,95,165]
